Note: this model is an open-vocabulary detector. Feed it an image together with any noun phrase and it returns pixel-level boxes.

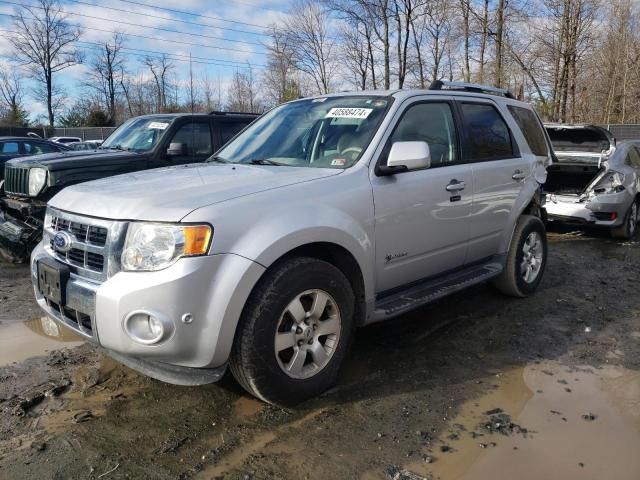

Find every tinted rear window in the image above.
[460,103,514,160]
[545,127,611,153]
[508,106,549,156]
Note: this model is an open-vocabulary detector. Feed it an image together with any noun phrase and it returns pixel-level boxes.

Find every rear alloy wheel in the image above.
[492,215,548,297]
[612,201,638,240]
[229,257,355,405]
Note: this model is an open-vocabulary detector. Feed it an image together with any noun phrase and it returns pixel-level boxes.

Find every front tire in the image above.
[611,200,638,240]
[229,257,355,405]
[492,215,547,297]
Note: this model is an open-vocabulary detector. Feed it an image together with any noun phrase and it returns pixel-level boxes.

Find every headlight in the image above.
[28,168,47,196]
[121,223,212,271]
[592,171,625,195]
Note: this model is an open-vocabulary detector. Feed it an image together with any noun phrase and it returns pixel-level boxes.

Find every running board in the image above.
[372,260,504,322]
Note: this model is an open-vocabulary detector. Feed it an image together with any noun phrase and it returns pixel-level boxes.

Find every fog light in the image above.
[123,310,172,345]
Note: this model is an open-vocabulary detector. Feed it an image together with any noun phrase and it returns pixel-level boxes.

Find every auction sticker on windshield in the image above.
[148,122,169,130]
[325,108,373,119]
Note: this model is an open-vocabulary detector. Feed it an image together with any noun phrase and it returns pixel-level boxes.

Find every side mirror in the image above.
[166,142,187,157]
[378,141,431,175]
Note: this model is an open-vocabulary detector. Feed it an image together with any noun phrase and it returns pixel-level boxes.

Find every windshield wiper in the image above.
[249,158,287,166]
[104,144,130,151]
[208,155,231,164]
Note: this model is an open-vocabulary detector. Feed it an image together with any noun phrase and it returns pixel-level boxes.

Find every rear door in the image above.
[371,98,472,293]
[458,100,532,261]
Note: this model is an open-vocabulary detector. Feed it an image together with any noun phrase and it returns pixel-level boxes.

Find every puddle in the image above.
[0,316,84,367]
[405,361,640,480]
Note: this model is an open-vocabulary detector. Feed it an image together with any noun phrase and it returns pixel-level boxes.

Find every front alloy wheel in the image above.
[230,257,355,405]
[275,289,341,379]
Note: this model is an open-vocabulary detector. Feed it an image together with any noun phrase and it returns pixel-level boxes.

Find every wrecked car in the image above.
[545,124,639,238]
[0,112,258,262]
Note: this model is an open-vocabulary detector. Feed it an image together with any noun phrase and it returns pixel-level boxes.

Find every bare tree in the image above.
[0,70,29,126]
[143,55,174,112]
[263,26,302,104]
[85,32,125,125]
[283,0,338,94]
[10,0,82,127]
[199,72,223,112]
[226,65,261,113]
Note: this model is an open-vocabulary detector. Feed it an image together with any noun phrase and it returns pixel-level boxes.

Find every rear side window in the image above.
[460,103,514,161]
[24,142,58,154]
[1,142,19,154]
[627,147,640,168]
[508,106,549,156]
[219,121,248,144]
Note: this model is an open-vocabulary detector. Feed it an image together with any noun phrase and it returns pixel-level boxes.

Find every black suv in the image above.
[0,112,258,261]
[0,137,69,180]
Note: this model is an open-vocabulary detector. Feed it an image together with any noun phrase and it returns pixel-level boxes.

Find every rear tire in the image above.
[492,215,547,298]
[229,256,355,405]
[611,201,638,240]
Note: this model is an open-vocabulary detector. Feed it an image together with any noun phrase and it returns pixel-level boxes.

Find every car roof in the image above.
[132,112,259,120]
[300,88,533,108]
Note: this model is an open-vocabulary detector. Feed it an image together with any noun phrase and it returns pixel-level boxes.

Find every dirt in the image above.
[1,230,640,479]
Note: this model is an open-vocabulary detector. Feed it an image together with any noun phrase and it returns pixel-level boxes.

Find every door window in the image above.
[23,142,58,154]
[0,142,19,154]
[170,122,213,156]
[389,103,458,167]
[219,121,248,145]
[461,103,514,161]
[507,105,548,156]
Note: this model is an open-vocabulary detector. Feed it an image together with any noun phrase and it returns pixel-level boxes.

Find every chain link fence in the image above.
[0,126,117,140]
[599,124,640,142]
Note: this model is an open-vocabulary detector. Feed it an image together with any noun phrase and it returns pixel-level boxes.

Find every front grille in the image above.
[43,208,128,282]
[46,299,94,336]
[4,166,30,195]
[50,216,108,247]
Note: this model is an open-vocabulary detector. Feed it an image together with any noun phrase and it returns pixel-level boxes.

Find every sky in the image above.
[0,0,291,120]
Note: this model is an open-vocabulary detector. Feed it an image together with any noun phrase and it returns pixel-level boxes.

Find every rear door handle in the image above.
[512,170,527,181]
[446,180,466,192]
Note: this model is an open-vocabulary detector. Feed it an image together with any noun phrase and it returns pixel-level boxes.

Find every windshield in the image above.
[101,116,174,152]
[215,96,391,169]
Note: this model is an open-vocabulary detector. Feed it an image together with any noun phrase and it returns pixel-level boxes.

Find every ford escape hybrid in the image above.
[32,82,551,404]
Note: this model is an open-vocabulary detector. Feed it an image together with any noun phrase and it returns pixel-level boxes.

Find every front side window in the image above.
[389,102,458,167]
[508,105,548,156]
[101,116,174,152]
[216,96,391,169]
[170,122,213,156]
[1,142,19,154]
[461,103,514,161]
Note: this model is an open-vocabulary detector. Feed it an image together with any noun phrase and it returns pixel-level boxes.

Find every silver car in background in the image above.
[546,140,640,238]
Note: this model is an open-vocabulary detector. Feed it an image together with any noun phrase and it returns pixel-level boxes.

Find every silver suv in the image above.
[31,82,552,404]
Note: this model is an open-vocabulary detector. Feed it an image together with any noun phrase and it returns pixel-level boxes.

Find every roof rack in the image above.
[429,80,515,99]
[208,110,259,116]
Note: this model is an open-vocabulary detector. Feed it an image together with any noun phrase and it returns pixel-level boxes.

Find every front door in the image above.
[371,100,472,293]
[163,120,214,166]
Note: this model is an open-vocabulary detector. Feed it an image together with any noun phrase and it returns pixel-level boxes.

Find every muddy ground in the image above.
[1,230,640,480]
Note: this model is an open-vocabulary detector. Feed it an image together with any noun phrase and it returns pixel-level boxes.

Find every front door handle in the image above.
[446,179,466,192]
[512,170,527,181]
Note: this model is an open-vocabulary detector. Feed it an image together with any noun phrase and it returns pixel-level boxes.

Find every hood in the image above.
[6,149,142,171]
[49,163,342,221]
[545,125,615,164]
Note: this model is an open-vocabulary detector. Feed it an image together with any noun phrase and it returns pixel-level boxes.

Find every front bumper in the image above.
[31,242,265,383]
[545,191,632,227]
[0,196,45,261]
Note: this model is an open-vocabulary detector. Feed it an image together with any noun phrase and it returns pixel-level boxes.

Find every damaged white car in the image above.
[545,131,640,239]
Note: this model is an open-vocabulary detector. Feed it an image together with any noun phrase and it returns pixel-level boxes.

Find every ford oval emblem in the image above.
[53,231,73,253]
